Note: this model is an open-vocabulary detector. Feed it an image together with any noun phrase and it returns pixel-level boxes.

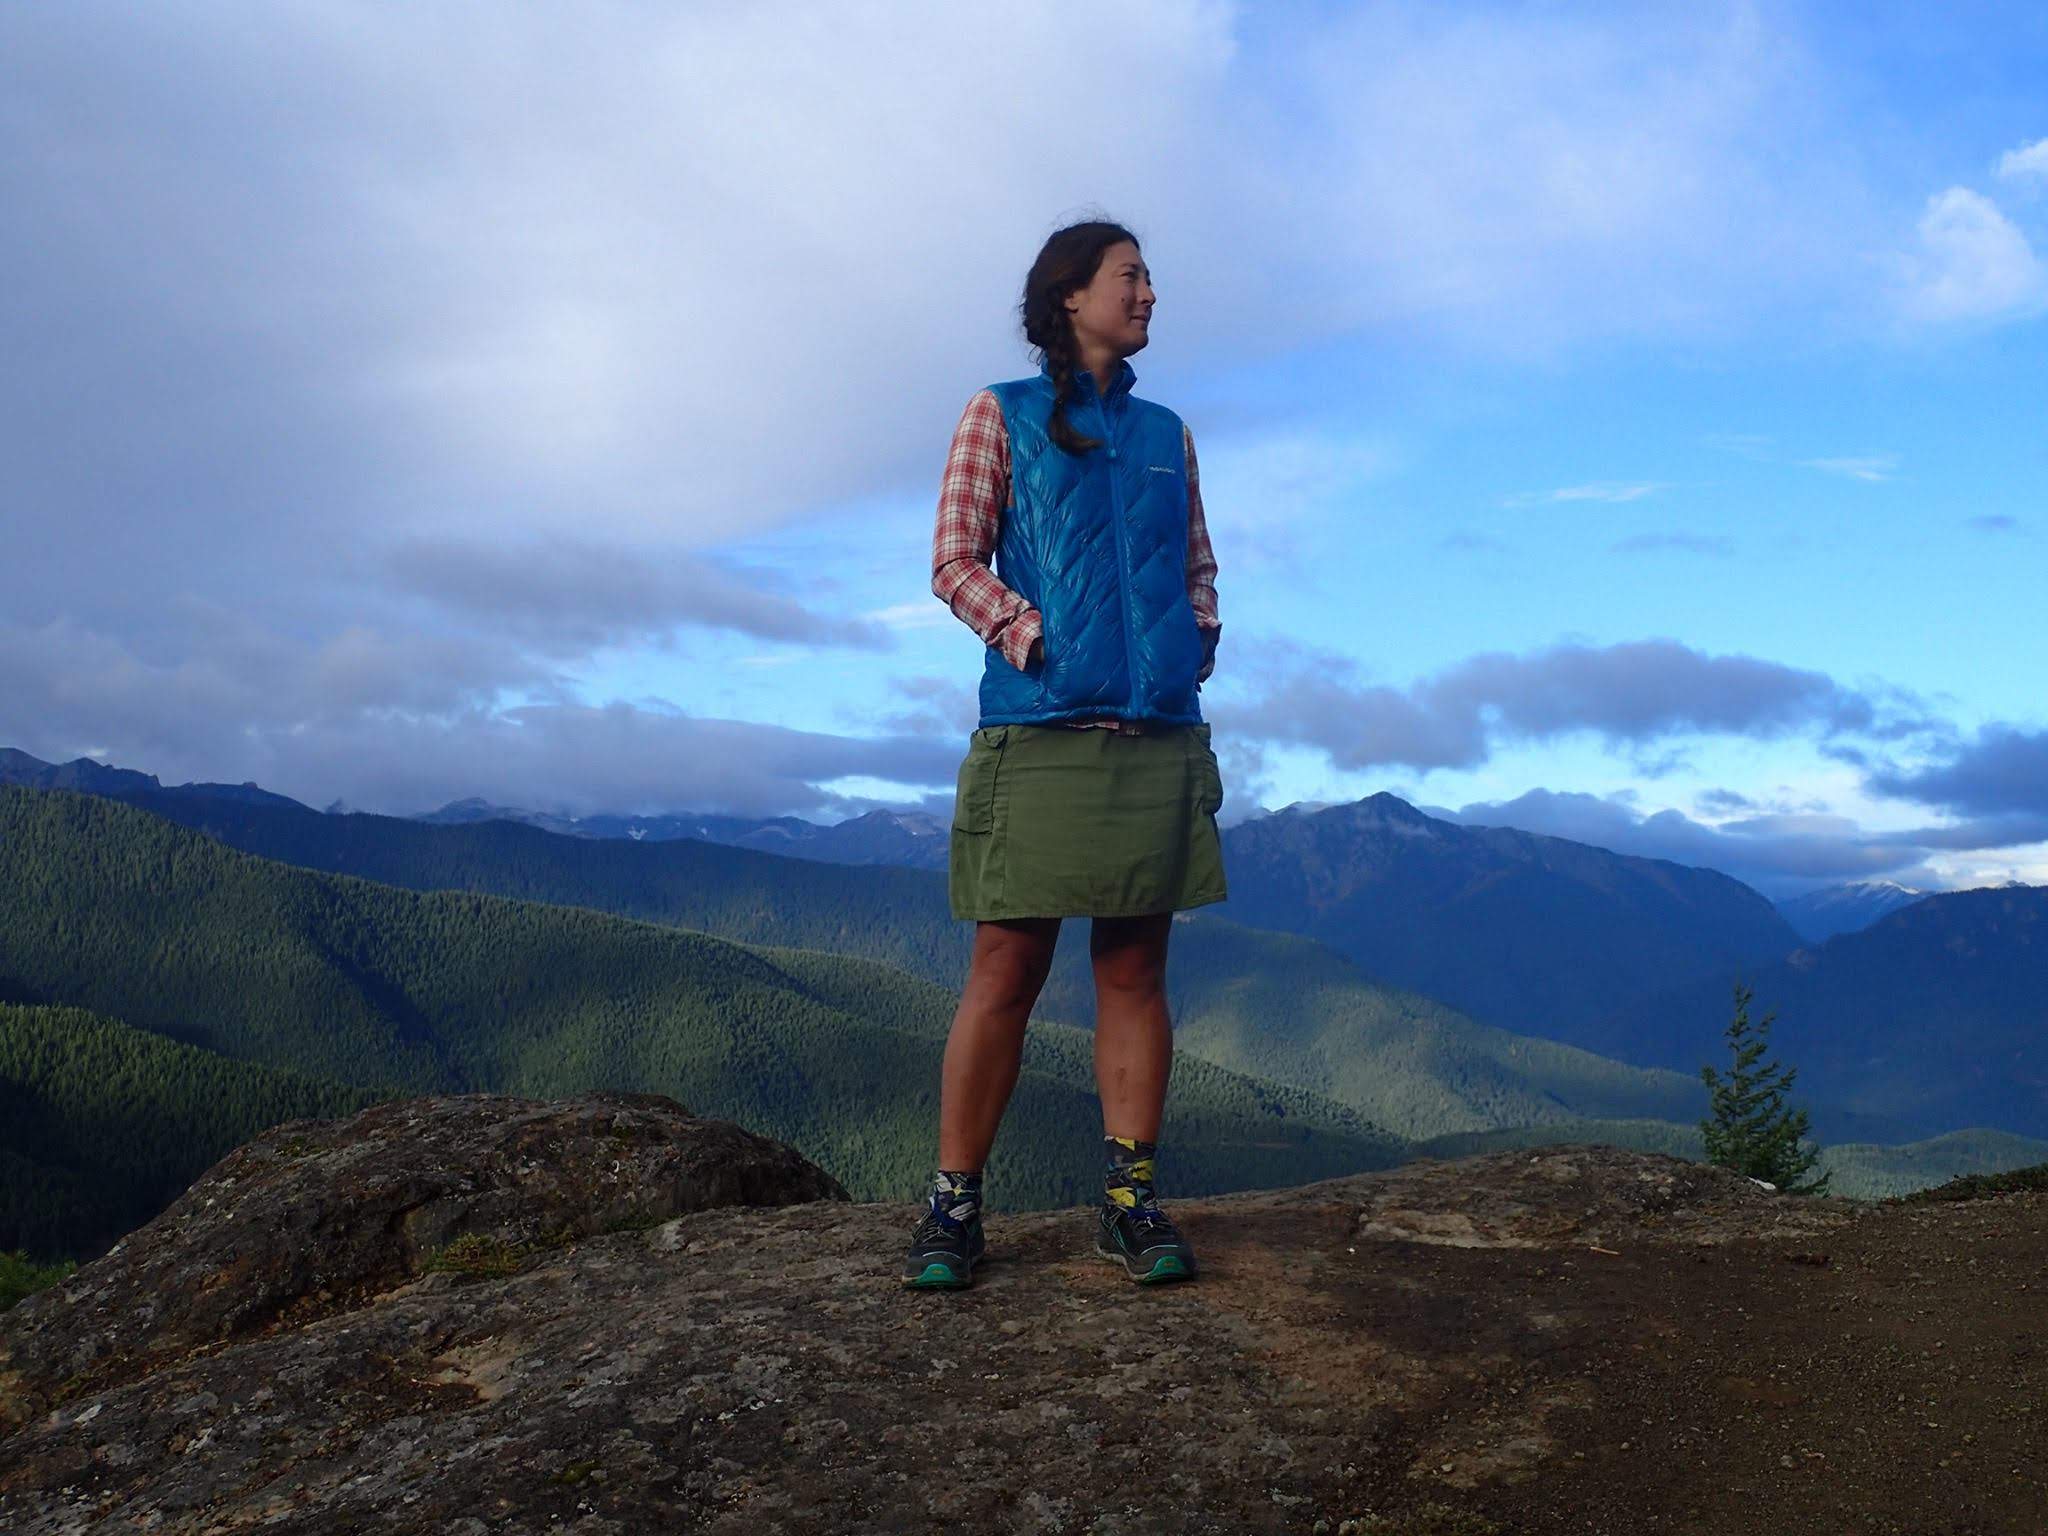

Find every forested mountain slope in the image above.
[0,788,1404,1259]
[1589,882,2048,1140]
[0,1001,383,1260]
[1210,793,1802,1042]
[47,785,1815,1142]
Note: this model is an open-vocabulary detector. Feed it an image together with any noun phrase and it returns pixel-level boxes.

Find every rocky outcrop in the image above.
[0,1090,845,1432]
[2,1105,2042,1534]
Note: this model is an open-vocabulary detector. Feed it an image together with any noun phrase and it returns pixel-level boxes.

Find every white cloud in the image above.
[864,601,954,633]
[0,3,1885,564]
[1897,186,2047,323]
[1189,422,1394,582]
[1799,454,1898,482]
[1996,136,2048,186]
[1505,481,1667,507]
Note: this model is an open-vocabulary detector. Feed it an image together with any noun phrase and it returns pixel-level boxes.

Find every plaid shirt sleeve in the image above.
[932,389,1042,672]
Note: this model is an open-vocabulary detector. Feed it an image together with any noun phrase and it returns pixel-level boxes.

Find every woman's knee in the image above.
[969,918,1059,1007]
[1089,913,1170,995]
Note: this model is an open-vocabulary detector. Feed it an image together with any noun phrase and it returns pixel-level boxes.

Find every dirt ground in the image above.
[1158,1156,2047,1534]
[2,1121,2041,1535]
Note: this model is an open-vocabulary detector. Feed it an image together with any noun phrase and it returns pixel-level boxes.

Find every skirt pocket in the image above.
[1190,723,1224,814]
[952,725,1010,833]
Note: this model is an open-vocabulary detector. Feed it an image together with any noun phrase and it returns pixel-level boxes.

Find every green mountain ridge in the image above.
[0,788,1405,1260]
[65,784,1881,1143]
[4,785,2040,1268]
[27,769,2034,1148]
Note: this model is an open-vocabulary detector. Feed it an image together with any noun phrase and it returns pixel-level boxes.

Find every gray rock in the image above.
[0,1090,845,1431]
[4,1110,2041,1534]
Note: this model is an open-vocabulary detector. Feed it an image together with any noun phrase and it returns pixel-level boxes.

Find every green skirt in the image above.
[948,721,1229,921]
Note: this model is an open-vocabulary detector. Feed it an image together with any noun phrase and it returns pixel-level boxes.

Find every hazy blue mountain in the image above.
[0,747,310,812]
[414,797,949,867]
[1201,792,1803,1042]
[1589,883,2048,1140]
[1776,878,1928,942]
[1150,910,1919,1149]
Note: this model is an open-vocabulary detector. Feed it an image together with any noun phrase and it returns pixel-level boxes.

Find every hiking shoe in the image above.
[902,1206,986,1288]
[1095,1199,1197,1284]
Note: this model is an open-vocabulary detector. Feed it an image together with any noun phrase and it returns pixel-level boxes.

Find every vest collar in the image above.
[1039,357,1136,401]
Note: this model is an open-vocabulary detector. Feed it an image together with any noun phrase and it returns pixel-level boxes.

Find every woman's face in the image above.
[1065,240,1154,361]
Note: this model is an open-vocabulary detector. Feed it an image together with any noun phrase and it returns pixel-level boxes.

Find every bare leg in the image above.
[1090,911,1174,1141]
[936,916,1061,1170]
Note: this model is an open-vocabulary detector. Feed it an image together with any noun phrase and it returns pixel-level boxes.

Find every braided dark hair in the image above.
[1019,218,1141,456]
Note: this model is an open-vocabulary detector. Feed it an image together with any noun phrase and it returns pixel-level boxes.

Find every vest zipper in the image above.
[1096,385,1140,716]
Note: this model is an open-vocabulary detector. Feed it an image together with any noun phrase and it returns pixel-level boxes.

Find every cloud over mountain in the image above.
[1867,724,2048,819]
[1222,636,1930,774]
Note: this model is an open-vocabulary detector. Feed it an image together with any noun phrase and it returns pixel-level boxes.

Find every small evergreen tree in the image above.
[0,1248,77,1312]
[1699,981,1831,1195]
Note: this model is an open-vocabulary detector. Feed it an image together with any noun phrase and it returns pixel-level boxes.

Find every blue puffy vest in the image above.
[977,358,1207,728]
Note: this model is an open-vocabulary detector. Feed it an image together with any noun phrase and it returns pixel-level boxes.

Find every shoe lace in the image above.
[914,1206,969,1244]
[1128,1201,1179,1236]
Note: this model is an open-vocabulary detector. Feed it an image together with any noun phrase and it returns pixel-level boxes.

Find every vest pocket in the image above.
[953,725,1009,833]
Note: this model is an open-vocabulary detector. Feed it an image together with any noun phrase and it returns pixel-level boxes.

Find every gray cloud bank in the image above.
[1865,724,2048,819]
[1207,636,2045,894]
[383,537,895,658]
[1216,635,1934,773]
[1430,787,2044,900]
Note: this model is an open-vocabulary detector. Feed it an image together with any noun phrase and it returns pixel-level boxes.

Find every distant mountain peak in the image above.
[0,746,56,776]
[1359,790,1435,818]
[1272,791,1435,825]
[1775,878,1931,943]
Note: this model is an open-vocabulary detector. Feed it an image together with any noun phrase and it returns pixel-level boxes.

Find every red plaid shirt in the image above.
[931,388,1220,732]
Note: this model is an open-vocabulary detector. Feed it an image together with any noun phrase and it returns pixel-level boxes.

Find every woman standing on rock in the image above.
[906,217,1227,1289]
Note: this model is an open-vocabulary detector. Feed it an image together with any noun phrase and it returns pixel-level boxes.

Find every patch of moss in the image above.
[419,1232,529,1278]
[273,1136,321,1160]
[551,1458,601,1485]
[1888,1161,2048,1204]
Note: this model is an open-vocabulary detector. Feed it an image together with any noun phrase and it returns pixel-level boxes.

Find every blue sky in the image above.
[2,2,2044,898]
